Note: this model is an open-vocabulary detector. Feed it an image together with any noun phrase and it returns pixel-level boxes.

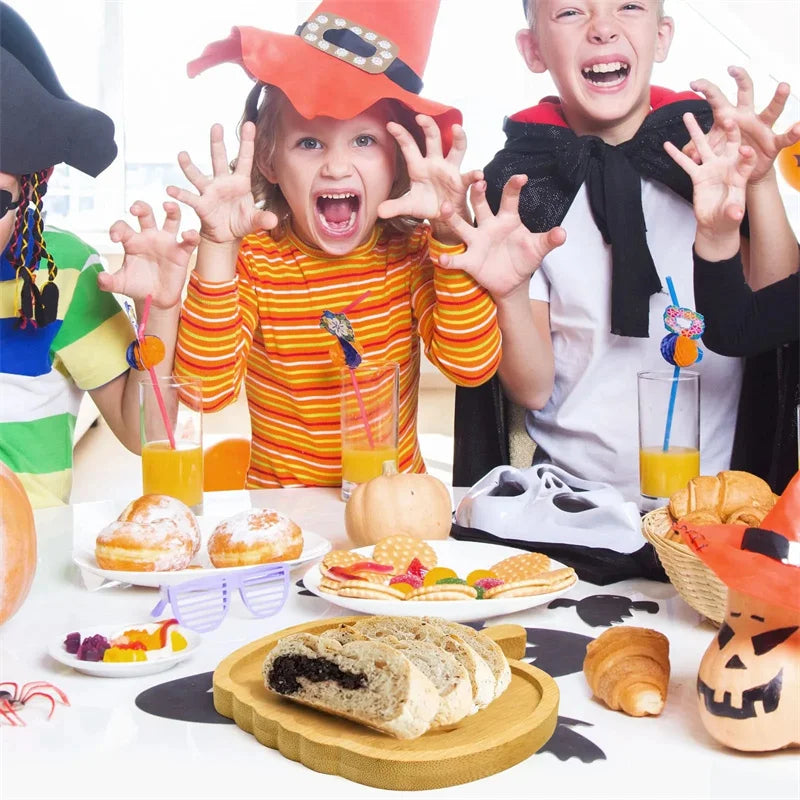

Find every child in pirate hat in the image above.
[0,2,199,507]
[170,0,565,489]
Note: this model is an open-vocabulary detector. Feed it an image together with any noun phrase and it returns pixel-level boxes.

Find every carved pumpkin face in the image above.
[697,588,800,752]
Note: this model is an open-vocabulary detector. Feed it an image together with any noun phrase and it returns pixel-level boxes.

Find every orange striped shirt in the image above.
[175,222,500,488]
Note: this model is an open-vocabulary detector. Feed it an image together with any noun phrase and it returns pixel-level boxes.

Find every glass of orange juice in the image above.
[139,376,203,511]
[638,370,700,512]
[340,361,399,501]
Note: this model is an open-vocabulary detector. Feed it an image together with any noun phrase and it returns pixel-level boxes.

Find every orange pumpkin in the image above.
[0,464,37,625]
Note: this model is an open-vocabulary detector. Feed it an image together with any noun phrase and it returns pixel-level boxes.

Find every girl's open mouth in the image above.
[581,61,630,88]
[316,192,360,237]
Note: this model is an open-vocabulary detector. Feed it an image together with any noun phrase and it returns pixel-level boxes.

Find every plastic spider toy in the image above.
[0,681,70,726]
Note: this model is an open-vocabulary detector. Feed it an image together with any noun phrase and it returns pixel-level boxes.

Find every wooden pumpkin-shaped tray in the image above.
[213,616,559,791]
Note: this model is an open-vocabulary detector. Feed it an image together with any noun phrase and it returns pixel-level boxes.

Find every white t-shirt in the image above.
[527,179,743,503]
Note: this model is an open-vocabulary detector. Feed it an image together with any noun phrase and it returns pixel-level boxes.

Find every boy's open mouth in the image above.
[581,61,630,87]
[316,192,360,236]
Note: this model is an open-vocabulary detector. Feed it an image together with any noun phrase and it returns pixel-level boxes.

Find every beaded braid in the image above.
[10,169,59,329]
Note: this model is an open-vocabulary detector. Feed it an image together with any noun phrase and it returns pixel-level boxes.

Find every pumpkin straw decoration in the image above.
[320,291,374,449]
[659,277,705,451]
[137,295,175,450]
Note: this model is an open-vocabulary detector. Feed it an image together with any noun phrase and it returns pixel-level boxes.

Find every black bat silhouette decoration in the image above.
[135,671,232,724]
[537,716,607,763]
[296,578,316,597]
[548,594,659,627]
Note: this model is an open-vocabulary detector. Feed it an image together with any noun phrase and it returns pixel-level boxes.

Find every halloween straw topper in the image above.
[659,277,705,450]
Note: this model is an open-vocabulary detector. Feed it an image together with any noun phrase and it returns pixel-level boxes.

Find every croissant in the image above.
[583,627,670,717]
[669,470,775,526]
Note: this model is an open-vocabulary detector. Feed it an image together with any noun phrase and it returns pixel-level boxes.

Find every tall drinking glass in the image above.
[638,370,700,512]
[139,376,203,511]
[340,361,399,501]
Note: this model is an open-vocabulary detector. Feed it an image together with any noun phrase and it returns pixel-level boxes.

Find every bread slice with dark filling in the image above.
[262,632,439,739]
[321,624,473,727]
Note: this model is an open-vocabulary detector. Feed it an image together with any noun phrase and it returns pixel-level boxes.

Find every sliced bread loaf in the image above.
[351,616,496,712]
[262,632,439,739]
[321,625,473,727]
[426,618,512,699]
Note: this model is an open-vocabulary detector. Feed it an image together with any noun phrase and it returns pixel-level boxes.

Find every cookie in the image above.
[335,580,407,601]
[490,551,550,583]
[318,577,344,594]
[405,583,478,601]
[484,567,577,598]
[321,549,362,570]
[372,535,438,575]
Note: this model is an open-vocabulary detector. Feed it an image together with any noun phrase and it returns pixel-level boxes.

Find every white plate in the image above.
[48,622,201,677]
[302,539,577,623]
[72,517,331,588]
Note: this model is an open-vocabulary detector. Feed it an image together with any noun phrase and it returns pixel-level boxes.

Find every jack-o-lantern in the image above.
[684,472,800,752]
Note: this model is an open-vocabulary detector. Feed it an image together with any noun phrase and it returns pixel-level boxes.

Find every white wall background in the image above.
[6,0,799,246]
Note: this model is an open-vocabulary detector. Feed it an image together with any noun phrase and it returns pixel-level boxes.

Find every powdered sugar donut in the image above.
[95,520,194,572]
[208,508,304,568]
[118,494,202,557]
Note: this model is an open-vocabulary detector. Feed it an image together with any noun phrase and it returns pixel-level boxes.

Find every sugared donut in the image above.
[208,508,304,568]
[118,494,202,557]
[95,520,194,572]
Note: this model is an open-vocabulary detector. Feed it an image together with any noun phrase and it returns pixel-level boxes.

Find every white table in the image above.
[1,489,798,800]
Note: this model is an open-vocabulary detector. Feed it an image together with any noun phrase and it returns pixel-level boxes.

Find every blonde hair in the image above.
[523,0,666,26]
[239,84,417,237]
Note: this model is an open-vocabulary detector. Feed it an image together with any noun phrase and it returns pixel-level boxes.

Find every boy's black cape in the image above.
[453,88,794,494]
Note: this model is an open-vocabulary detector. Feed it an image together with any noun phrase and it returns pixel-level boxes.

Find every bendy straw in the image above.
[659,277,705,451]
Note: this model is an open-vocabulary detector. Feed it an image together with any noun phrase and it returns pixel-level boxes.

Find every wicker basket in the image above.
[642,507,727,625]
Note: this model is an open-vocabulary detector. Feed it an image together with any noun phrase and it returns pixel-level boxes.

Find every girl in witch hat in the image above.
[171,0,565,489]
[0,2,199,507]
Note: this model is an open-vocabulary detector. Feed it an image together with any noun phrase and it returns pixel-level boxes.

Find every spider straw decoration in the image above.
[319,291,374,448]
[0,681,70,726]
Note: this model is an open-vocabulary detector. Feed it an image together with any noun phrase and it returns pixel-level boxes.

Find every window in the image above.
[7,0,799,250]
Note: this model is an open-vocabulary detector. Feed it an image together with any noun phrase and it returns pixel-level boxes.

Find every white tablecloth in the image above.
[1,489,798,800]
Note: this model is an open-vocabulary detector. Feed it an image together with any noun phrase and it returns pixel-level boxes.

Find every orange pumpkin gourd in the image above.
[0,464,37,625]
[344,461,452,547]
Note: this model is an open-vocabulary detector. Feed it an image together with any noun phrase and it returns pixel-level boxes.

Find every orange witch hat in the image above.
[187,0,461,151]
[682,471,800,611]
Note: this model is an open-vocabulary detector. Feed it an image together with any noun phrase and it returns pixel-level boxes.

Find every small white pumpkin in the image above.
[344,461,452,547]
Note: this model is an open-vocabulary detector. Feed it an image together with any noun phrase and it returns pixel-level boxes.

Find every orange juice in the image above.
[639,445,700,498]
[142,440,203,508]
[341,445,399,485]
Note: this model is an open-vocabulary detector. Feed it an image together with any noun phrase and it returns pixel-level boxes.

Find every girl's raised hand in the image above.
[665,113,756,236]
[98,201,199,309]
[167,122,278,243]
[377,115,482,242]
[689,67,800,184]
[436,176,566,300]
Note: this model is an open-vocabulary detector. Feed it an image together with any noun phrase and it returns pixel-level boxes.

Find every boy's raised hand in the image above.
[98,201,199,309]
[377,115,482,243]
[167,122,278,243]
[436,175,566,300]
[665,113,756,238]
[689,66,800,184]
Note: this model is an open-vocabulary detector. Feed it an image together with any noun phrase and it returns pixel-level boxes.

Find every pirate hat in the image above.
[187,0,462,151]
[682,471,800,612]
[0,2,117,176]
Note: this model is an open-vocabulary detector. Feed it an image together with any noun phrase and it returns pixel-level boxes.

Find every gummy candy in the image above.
[406,558,429,579]
[388,581,416,595]
[170,630,188,652]
[466,569,499,586]
[435,577,468,585]
[64,632,81,655]
[475,587,485,600]
[422,567,458,587]
[77,634,110,662]
[389,573,423,588]
[473,577,505,591]
[103,646,147,663]
[326,565,364,581]
[348,561,394,574]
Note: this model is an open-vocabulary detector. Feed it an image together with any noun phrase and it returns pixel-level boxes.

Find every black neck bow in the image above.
[483,97,713,337]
